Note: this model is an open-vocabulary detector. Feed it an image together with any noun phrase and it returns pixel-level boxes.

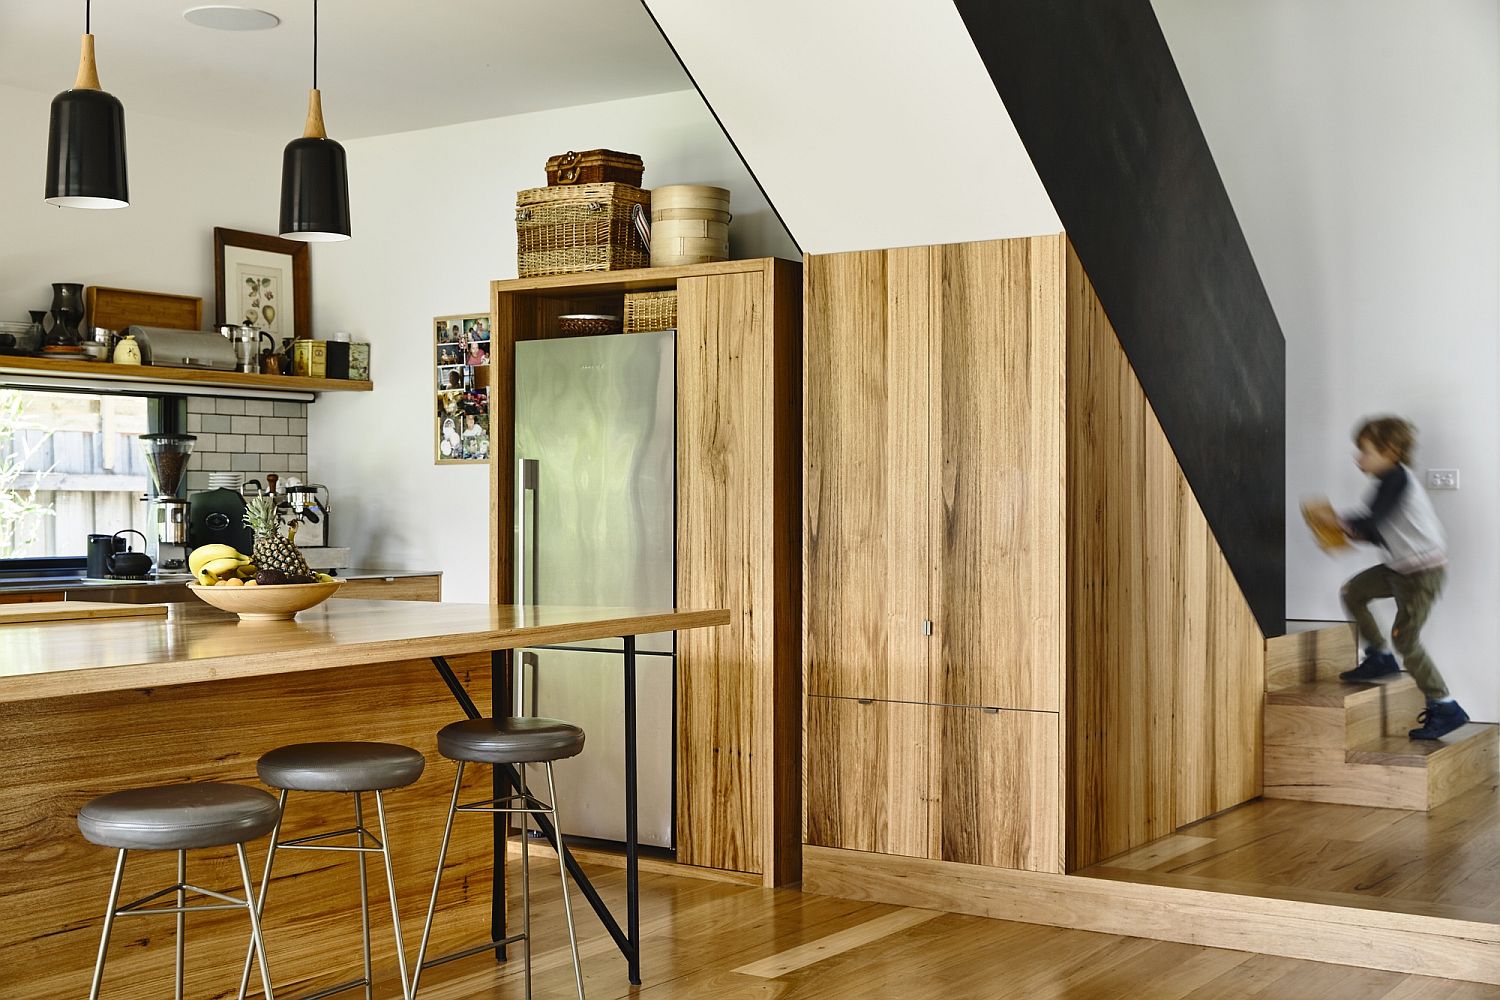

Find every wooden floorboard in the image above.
[271,857,1500,998]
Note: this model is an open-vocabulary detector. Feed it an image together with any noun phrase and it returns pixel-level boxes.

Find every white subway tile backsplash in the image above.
[259,417,288,435]
[198,452,232,471]
[286,418,307,435]
[259,453,289,473]
[274,436,303,453]
[194,433,217,452]
[187,396,216,414]
[217,433,245,452]
[183,397,311,495]
[201,414,232,433]
[231,453,261,472]
[216,398,245,415]
[273,401,303,418]
[244,434,273,452]
[230,415,259,434]
[187,414,203,431]
[244,400,273,416]
[286,453,308,473]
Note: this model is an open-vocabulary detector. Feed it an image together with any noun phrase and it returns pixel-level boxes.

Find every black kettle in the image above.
[107,529,154,578]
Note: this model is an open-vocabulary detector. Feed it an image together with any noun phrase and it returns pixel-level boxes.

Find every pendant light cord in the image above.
[312,0,318,90]
[85,0,90,34]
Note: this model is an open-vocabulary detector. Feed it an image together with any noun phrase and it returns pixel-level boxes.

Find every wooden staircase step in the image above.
[1265,620,1357,690]
[1268,722,1496,811]
[1264,674,1425,751]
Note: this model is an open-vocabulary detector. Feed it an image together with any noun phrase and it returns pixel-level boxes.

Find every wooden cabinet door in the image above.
[805,695,929,858]
[804,248,932,703]
[676,271,766,875]
[931,705,1061,873]
[931,237,1065,712]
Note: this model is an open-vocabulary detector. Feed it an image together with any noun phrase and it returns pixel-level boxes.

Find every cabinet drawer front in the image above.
[332,575,442,602]
[933,705,1061,873]
[805,695,928,858]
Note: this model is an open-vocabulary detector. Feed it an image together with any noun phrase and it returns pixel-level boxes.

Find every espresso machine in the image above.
[138,432,196,574]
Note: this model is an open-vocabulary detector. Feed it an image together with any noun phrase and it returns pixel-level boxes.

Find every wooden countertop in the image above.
[0,600,729,704]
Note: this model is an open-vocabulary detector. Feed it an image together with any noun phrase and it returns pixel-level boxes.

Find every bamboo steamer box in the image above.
[651,184,730,266]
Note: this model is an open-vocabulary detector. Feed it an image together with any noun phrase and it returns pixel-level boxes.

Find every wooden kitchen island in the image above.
[0,600,728,999]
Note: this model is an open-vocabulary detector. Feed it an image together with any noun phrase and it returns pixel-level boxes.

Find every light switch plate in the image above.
[1426,469,1460,491]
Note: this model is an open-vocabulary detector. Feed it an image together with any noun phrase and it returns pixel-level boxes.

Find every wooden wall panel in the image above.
[675,271,763,875]
[803,248,931,704]
[1065,243,1264,870]
[804,696,929,858]
[933,707,1062,873]
[0,656,493,1000]
[932,237,1066,713]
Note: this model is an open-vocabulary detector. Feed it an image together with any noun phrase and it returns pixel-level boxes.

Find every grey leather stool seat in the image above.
[411,718,587,999]
[77,782,278,1000]
[436,717,585,764]
[238,741,426,1000]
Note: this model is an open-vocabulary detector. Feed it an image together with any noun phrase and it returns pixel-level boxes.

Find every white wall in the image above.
[1154,0,1500,720]
[0,83,281,323]
[306,89,798,601]
[643,0,1059,253]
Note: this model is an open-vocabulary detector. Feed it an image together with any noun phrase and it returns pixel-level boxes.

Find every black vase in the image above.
[46,282,84,347]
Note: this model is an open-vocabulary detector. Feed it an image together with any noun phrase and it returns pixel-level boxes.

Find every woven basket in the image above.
[516,183,651,277]
[623,290,678,333]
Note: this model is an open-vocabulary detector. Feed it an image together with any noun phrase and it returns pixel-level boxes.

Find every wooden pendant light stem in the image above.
[303,88,328,139]
[74,34,101,91]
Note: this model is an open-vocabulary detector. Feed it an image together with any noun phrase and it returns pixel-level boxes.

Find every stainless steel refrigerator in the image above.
[513,330,676,848]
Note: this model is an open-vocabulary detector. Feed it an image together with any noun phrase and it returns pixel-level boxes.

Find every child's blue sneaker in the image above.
[1409,700,1470,740]
[1339,648,1400,682]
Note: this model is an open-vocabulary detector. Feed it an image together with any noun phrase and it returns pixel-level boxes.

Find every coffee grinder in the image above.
[138,432,196,573]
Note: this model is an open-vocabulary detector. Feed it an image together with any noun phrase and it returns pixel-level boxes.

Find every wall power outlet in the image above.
[1426,469,1460,491]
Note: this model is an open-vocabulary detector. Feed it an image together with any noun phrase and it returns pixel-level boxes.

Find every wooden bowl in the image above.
[187,580,343,621]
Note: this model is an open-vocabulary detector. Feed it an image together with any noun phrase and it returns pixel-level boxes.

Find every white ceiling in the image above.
[0,0,689,138]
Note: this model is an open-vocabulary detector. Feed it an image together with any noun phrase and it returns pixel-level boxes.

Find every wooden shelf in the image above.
[491,258,785,297]
[0,354,371,394]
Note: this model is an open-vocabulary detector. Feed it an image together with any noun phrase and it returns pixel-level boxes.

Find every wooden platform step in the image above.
[1265,675,1425,750]
[1267,718,1498,810]
[1265,620,1356,690]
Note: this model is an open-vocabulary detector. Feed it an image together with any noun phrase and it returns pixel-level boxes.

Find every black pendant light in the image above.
[279,0,350,241]
[45,0,129,209]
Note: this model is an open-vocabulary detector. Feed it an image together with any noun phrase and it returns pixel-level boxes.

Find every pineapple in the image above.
[243,495,313,579]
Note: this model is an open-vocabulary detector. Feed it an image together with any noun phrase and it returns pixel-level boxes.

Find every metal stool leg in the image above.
[546,764,585,1000]
[236,843,277,1000]
[175,850,186,1000]
[87,848,128,1000]
[238,788,288,1000]
[353,792,373,1000]
[519,762,532,1000]
[373,790,413,1000]
[410,763,465,998]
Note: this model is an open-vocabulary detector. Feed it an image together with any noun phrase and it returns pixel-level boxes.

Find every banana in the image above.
[314,572,336,583]
[203,556,248,578]
[196,568,218,587]
[189,544,243,575]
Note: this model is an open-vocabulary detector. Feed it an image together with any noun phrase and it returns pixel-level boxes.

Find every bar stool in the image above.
[410,717,587,1000]
[77,781,281,1000]
[237,741,426,1000]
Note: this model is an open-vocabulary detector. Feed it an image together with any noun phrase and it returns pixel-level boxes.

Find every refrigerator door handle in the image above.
[515,458,540,716]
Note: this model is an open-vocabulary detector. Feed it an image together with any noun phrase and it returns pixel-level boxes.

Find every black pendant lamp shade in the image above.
[45,28,128,209]
[279,0,350,241]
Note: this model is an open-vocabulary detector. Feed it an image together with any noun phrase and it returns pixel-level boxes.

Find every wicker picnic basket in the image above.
[515,183,651,278]
[623,290,677,333]
[545,149,644,187]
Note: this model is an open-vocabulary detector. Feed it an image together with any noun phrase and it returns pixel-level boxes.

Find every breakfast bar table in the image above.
[0,599,729,992]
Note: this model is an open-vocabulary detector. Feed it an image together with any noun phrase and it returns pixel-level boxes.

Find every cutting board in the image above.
[85,286,203,332]
[0,602,169,625]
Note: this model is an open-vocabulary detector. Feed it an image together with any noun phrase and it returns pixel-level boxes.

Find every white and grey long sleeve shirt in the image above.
[1343,464,1447,573]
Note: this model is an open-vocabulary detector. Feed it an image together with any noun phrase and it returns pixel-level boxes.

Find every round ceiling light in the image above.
[183,6,280,30]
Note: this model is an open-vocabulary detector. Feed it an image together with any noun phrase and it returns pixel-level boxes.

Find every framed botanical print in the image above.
[434,312,491,464]
[213,228,312,340]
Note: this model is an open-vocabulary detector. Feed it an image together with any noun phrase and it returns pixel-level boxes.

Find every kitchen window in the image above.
[0,388,151,559]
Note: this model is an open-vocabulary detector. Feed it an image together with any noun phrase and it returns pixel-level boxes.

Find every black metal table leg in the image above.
[492,649,512,962]
[430,649,642,980]
[623,635,640,985]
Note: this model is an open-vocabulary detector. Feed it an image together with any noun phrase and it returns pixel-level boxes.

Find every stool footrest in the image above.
[294,974,372,1000]
[418,933,526,972]
[456,791,554,815]
[116,881,247,915]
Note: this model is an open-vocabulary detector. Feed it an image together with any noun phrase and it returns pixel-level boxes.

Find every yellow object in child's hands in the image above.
[1301,497,1348,551]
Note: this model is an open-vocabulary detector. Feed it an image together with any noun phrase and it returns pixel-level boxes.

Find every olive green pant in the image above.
[1341,564,1449,700]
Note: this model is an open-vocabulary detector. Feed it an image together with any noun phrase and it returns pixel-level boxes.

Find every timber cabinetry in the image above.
[489,259,803,886]
[804,235,1263,875]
